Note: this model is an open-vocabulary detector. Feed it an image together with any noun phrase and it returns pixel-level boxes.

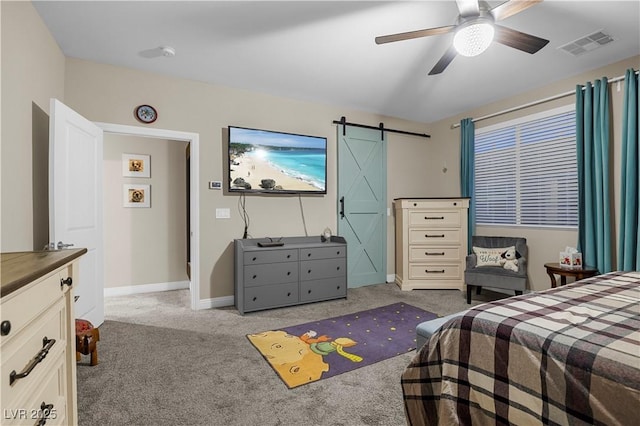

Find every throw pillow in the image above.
[473,246,514,267]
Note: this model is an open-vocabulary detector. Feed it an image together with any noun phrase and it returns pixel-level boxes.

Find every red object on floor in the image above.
[75,319,100,366]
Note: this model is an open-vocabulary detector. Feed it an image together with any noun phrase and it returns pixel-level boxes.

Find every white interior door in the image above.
[50,99,104,326]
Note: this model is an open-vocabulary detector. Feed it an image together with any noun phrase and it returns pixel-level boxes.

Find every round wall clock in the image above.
[134,105,157,124]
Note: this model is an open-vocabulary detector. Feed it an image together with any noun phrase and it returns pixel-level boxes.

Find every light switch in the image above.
[216,208,230,219]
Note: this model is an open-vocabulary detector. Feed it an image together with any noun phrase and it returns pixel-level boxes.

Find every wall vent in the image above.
[558,30,614,56]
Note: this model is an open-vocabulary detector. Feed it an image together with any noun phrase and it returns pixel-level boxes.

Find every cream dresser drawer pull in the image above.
[35,402,55,426]
[425,269,446,273]
[424,234,445,238]
[425,252,445,256]
[424,216,444,220]
[1,320,11,336]
[9,337,56,385]
[60,277,73,289]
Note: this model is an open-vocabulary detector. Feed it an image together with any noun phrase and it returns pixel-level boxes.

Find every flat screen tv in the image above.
[228,126,327,194]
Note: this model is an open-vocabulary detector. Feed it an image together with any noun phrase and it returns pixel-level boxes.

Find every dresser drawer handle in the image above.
[424,234,445,238]
[425,252,445,256]
[1,320,11,336]
[36,402,54,426]
[10,337,56,385]
[425,269,446,274]
[60,277,72,288]
[424,216,444,220]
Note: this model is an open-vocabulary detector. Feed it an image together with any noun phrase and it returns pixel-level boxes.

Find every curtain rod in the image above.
[333,116,431,140]
[450,70,639,129]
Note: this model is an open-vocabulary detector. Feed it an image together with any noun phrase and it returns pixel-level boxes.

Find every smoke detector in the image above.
[160,46,176,57]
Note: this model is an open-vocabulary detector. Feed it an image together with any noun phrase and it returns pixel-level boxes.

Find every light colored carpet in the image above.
[77,283,504,426]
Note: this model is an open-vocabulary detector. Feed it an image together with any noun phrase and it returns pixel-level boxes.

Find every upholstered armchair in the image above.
[465,236,528,304]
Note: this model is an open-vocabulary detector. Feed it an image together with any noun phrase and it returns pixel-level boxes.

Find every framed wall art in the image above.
[122,153,151,178]
[123,184,151,208]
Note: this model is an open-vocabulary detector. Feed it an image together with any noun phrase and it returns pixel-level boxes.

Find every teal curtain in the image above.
[460,118,475,253]
[618,69,639,271]
[576,78,612,273]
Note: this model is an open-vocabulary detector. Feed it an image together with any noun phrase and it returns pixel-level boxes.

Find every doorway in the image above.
[97,122,200,310]
[102,134,190,300]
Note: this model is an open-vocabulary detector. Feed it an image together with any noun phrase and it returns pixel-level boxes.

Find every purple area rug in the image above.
[247,302,436,388]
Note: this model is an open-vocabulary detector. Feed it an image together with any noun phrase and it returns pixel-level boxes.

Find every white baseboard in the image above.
[104,280,190,297]
[196,295,235,310]
[386,274,395,283]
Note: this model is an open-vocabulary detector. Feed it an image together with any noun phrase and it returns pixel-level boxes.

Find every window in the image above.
[474,105,578,228]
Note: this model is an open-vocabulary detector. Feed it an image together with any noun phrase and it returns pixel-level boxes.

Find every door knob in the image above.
[57,241,74,249]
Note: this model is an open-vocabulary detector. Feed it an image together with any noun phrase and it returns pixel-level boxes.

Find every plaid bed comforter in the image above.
[401,271,640,425]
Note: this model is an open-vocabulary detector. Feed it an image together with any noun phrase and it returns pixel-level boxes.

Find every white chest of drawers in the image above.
[1,249,86,426]
[394,198,469,291]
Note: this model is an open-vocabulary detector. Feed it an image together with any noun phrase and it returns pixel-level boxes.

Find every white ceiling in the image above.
[33,1,640,124]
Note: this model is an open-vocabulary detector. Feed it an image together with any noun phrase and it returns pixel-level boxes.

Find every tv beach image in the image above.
[229,127,327,193]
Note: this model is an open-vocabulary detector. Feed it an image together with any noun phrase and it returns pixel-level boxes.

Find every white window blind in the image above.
[474,106,578,227]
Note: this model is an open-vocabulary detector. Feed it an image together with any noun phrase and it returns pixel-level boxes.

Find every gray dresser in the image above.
[234,236,347,314]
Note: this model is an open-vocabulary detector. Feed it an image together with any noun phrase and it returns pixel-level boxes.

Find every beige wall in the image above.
[426,55,640,290]
[62,57,431,302]
[2,0,636,302]
[1,1,65,251]
[103,134,189,288]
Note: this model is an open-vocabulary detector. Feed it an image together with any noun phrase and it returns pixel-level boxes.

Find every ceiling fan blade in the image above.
[375,25,455,45]
[428,46,457,75]
[493,24,549,54]
[490,0,542,21]
[456,0,480,17]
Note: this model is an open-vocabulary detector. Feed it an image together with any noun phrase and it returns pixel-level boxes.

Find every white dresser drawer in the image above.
[409,247,461,262]
[409,229,462,245]
[409,210,460,227]
[2,353,67,426]
[398,199,465,209]
[409,264,462,280]
[0,270,64,346]
[1,298,66,404]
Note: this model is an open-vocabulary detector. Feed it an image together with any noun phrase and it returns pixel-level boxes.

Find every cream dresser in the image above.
[1,249,86,426]
[394,198,469,291]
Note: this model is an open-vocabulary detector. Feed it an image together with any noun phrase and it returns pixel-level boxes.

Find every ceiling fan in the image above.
[375,0,549,75]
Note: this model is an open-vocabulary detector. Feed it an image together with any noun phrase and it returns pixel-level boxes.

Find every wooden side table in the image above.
[544,262,599,288]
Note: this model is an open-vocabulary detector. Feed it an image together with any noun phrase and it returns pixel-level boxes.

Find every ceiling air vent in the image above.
[558,30,614,56]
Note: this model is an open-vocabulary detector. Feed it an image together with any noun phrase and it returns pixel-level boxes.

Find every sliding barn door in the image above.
[337,125,387,288]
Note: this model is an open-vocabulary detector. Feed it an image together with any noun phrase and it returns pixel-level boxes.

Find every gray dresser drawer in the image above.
[244,249,297,265]
[244,263,298,287]
[300,277,347,302]
[244,283,299,311]
[300,258,346,281]
[300,246,346,260]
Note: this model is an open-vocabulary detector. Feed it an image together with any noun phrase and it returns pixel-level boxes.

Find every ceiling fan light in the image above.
[454,22,495,57]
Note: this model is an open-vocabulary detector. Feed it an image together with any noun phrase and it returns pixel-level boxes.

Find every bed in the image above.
[401,271,640,425]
